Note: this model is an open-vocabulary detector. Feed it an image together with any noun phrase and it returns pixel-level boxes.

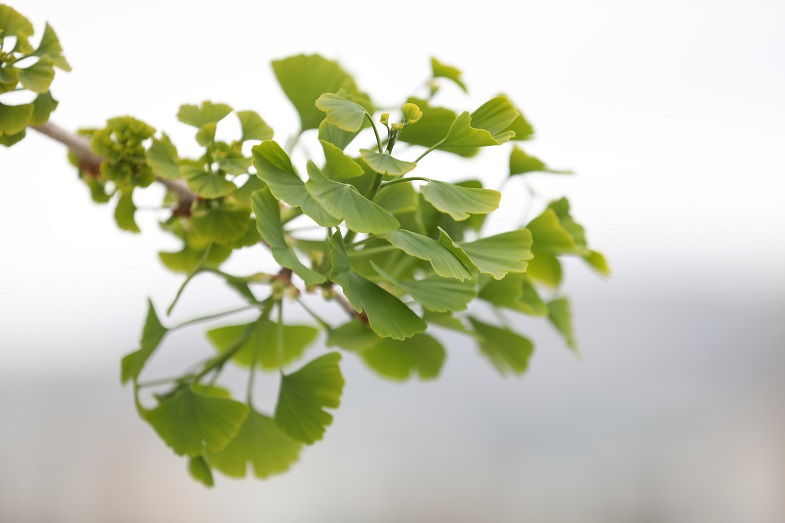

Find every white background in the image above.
[1,0,784,521]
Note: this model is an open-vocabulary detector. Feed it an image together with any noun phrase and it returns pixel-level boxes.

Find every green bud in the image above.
[380,112,390,126]
[402,102,423,125]
[391,122,404,132]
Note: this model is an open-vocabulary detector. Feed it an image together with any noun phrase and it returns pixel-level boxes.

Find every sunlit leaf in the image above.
[469,318,534,376]
[359,149,417,177]
[372,262,476,312]
[330,233,426,340]
[381,229,474,281]
[469,96,520,141]
[420,179,500,221]
[144,385,249,457]
[252,141,340,227]
[305,162,399,234]
[120,299,169,383]
[275,352,345,444]
[206,411,302,479]
[431,57,466,92]
[459,229,533,280]
[251,188,326,286]
[237,110,274,142]
[177,101,233,128]
[207,318,318,370]
[361,333,446,381]
[272,54,363,131]
[320,139,364,179]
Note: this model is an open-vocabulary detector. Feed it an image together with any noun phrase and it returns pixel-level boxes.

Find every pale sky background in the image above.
[1,0,784,522]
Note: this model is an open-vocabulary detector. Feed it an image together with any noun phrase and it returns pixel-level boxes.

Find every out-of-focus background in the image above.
[1,0,784,521]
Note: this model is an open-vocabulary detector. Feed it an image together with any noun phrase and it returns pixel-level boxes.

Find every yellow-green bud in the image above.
[380,112,390,126]
[401,102,423,125]
[391,122,405,132]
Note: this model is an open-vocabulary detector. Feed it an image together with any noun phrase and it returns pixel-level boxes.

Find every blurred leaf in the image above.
[469,318,534,376]
[431,57,466,92]
[29,91,58,125]
[526,252,562,287]
[237,110,273,142]
[144,385,249,457]
[359,149,417,177]
[548,297,578,352]
[159,243,232,274]
[376,182,418,215]
[527,208,579,255]
[320,139,364,179]
[32,23,71,71]
[18,57,55,93]
[318,119,357,151]
[114,191,140,233]
[195,122,217,146]
[398,98,477,157]
[326,320,382,352]
[459,229,533,280]
[145,134,180,180]
[420,180,500,221]
[361,333,446,381]
[305,161,399,234]
[0,5,34,37]
[372,262,476,312]
[191,206,249,243]
[188,456,214,487]
[583,249,611,276]
[177,101,233,128]
[274,352,345,444]
[509,146,549,176]
[479,273,548,317]
[206,318,318,370]
[381,229,474,281]
[121,299,169,383]
[0,102,33,135]
[272,54,363,131]
[180,161,236,199]
[252,141,340,227]
[0,129,25,146]
[330,233,426,340]
[251,187,326,286]
[206,411,302,479]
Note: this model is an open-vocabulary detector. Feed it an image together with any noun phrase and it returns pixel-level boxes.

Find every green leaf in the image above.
[159,243,232,274]
[326,320,382,352]
[381,229,474,281]
[398,98,477,157]
[0,129,25,147]
[469,318,534,376]
[180,161,236,199]
[318,119,357,151]
[195,122,217,146]
[305,161,399,234]
[144,385,249,457]
[274,353,345,444]
[0,5,34,38]
[504,95,535,141]
[372,262,476,312]
[29,91,58,126]
[32,23,71,71]
[190,206,249,244]
[0,102,33,135]
[206,411,302,479]
[376,182,418,215]
[431,57,467,92]
[359,149,417,177]
[509,146,548,176]
[252,141,340,227]
[527,208,579,255]
[526,252,562,287]
[315,93,368,132]
[439,112,500,148]
[272,54,363,131]
[361,333,446,381]
[547,198,586,249]
[114,191,140,233]
[420,180,500,221]
[478,273,548,316]
[548,298,578,352]
[236,110,274,142]
[459,229,533,280]
[120,299,169,383]
[145,134,180,180]
[436,227,479,277]
[18,57,55,93]
[251,188,326,286]
[469,96,521,141]
[320,139,364,179]
[330,233,426,340]
[188,456,214,487]
[177,101,233,128]
[217,154,252,176]
[583,249,611,276]
[206,319,318,370]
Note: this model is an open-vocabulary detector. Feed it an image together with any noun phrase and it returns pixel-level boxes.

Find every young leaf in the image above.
[478,273,549,317]
[469,96,520,142]
[206,319,318,370]
[376,182,418,215]
[18,57,55,94]
[318,119,358,151]
[361,333,446,381]
[431,57,467,92]
[274,352,345,444]
[159,243,232,274]
[381,229,474,281]
[459,229,533,280]
[121,299,169,383]
[359,149,417,177]
[305,162,399,234]
[206,411,302,479]
[252,141,340,227]
[145,134,180,180]
[326,320,383,352]
[236,110,274,142]
[144,385,249,457]
[372,262,476,312]
[190,206,249,244]
[180,161,236,199]
[0,102,33,135]
[583,249,611,276]
[177,101,233,128]
[527,208,579,255]
[526,252,563,287]
[330,233,426,340]
[251,187,326,286]
[188,456,214,487]
[548,297,578,353]
[509,146,549,176]
[32,23,71,71]
[436,228,480,277]
[469,318,534,376]
[114,191,140,233]
[315,93,368,133]
[420,180,500,221]
[272,54,363,131]
[320,139,364,179]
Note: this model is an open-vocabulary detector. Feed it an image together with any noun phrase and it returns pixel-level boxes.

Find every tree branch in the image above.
[31,121,196,214]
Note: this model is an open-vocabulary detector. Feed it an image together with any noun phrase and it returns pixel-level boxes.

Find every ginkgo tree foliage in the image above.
[1,5,610,487]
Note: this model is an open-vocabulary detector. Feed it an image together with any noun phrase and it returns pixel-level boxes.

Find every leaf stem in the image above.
[167,243,213,315]
[377,176,430,193]
[296,297,330,328]
[170,303,265,331]
[414,137,446,162]
[365,113,384,154]
[347,245,396,258]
